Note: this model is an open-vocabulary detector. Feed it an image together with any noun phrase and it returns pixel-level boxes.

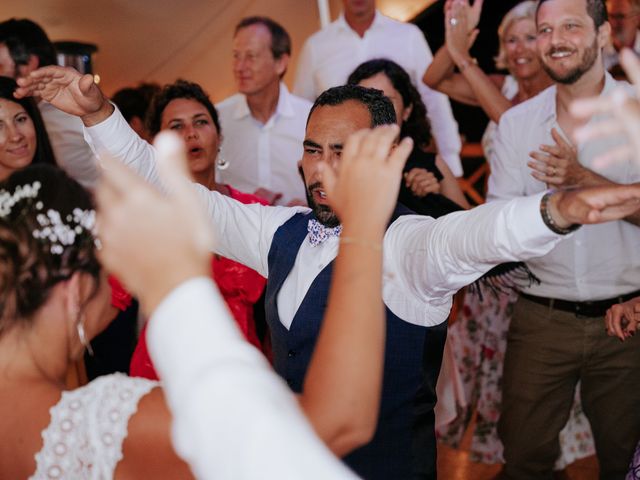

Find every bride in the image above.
[0,125,410,478]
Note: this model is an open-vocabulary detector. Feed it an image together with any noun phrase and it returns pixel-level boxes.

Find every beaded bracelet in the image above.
[540,191,580,235]
[340,236,383,251]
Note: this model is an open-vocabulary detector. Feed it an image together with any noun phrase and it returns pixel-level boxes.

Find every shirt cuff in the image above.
[513,190,567,244]
[440,153,463,177]
[82,104,130,156]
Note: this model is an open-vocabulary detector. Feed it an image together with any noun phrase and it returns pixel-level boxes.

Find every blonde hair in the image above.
[494,0,538,70]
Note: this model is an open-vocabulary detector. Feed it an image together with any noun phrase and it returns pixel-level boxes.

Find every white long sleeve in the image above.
[85,107,565,328]
[410,28,463,176]
[39,102,101,189]
[147,277,356,479]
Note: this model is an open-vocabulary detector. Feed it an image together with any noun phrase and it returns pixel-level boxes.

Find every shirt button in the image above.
[288,350,296,358]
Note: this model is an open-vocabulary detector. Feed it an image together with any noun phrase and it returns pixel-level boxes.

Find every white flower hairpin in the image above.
[0,181,41,217]
[33,208,96,255]
[0,180,96,255]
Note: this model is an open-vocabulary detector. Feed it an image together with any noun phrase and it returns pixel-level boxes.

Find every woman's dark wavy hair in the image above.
[347,58,432,148]
[0,76,56,167]
[145,79,221,137]
[0,165,100,331]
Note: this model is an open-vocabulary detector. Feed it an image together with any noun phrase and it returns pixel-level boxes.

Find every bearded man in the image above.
[487,0,640,477]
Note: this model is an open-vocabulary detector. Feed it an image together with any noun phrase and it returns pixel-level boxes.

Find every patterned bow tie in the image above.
[307,219,342,247]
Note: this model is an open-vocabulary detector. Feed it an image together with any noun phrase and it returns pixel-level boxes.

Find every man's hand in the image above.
[571,49,640,169]
[404,168,441,197]
[253,187,283,205]
[14,65,113,126]
[96,132,213,315]
[528,128,587,187]
[605,296,640,341]
[319,124,413,235]
[547,183,640,227]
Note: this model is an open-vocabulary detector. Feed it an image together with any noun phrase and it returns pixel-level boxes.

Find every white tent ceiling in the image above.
[0,0,433,100]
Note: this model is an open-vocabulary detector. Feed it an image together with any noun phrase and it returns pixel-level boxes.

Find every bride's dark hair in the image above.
[0,165,100,331]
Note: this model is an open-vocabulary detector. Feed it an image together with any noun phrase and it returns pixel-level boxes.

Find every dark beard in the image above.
[542,37,599,85]
[305,181,340,228]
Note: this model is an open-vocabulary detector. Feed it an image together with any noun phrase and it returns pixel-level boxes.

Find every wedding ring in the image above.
[449,17,458,26]
[550,166,556,176]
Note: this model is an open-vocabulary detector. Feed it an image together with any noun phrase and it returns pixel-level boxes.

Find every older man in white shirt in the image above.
[293,0,463,176]
[216,16,311,206]
[488,0,640,478]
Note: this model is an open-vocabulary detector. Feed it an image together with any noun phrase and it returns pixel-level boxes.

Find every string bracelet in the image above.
[340,236,383,252]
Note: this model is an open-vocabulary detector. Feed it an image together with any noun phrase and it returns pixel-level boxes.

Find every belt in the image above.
[520,290,640,317]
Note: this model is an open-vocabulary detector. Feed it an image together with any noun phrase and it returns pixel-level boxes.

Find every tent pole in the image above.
[317,0,331,28]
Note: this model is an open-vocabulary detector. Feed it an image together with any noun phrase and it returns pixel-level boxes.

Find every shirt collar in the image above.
[538,71,618,126]
[232,82,294,121]
[336,10,385,34]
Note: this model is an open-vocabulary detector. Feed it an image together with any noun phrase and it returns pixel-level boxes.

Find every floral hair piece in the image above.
[33,208,96,255]
[0,181,41,217]
[0,180,97,255]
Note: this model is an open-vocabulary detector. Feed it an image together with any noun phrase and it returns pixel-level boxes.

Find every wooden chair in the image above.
[457,143,490,206]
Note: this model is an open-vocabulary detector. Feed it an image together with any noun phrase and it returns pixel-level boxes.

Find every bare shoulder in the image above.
[0,382,62,478]
[117,386,194,479]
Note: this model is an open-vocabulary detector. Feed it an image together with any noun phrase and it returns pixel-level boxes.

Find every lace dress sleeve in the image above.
[30,373,158,479]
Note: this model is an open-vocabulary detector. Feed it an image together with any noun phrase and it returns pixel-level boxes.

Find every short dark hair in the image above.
[0,18,57,69]
[308,84,397,128]
[0,76,56,167]
[235,16,291,59]
[145,79,221,137]
[347,58,432,148]
[537,0,608,28]
[112,87,152,124]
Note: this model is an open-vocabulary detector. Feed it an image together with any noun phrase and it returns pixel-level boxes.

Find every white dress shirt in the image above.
[215,83,311,205]
[293,11,463,176]
[38,101,100,189]
[148,277,356,479]
[488,73,640,301]
[85,107,566,328]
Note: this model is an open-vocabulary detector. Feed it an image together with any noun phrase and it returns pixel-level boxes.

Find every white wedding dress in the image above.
[30,373,158,479]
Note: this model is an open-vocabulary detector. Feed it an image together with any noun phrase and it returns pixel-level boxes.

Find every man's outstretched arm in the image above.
[389,183,640,306]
